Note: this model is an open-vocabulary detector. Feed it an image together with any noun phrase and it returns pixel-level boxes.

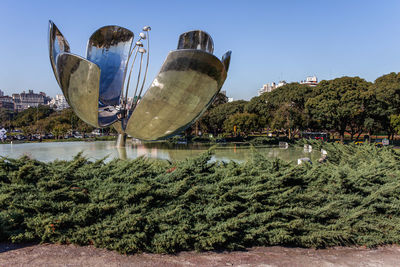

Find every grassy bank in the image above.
[1,143,400,254]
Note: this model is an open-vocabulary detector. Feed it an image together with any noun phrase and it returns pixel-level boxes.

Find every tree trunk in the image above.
[340,131,345,142]
[195,121,199,136]
[355,130,362,140]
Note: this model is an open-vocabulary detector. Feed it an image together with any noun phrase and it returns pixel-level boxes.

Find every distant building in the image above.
[258,81,287,96]
[0,96,14,111]
[300,76,318,87]
[228,97,234,102]
[277,81,287,87]
[0,90,4,97]
[259,76,318,96]
[49,94,69,110]
[12,90,51,111]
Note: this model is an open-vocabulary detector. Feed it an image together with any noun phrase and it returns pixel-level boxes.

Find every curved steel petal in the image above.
[177,30,214,54]
[48,20,71,91]
[56,52,101,127]
[98,106,119,127]
[86,26,134,106]
[222,51,232,72]
[125,49,227,141]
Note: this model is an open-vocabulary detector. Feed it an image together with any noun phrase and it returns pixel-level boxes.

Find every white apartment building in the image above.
[258,81,287,96]
[259,76,318,96]
[49,94,69,110]
[300,76,318,86]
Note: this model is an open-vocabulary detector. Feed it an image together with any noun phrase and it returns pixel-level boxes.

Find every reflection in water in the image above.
[0,141,321,163]
[117,147,127,160]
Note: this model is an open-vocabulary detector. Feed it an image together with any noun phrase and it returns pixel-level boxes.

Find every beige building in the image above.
[0,96,13,111]
[12,90,51,111]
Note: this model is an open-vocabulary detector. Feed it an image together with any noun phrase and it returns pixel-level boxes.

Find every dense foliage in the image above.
[3,73,400,140]
[305,77,372,141]
[195,73,400,140]
[1,143,400,254]
[1,106,116,138]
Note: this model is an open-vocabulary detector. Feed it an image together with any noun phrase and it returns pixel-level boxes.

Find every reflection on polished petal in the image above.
[48,20,70,94]
[177,30,214,53]
[221,50,232,72]
[48,22,231,141]
[87,26,134,106]
[125,50,226,140]
[56,53,100,127]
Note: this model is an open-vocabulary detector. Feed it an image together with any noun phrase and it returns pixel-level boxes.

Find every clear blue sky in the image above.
[1,0,400,100]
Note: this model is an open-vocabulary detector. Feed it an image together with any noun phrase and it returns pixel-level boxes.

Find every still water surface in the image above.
[0,141,321,163]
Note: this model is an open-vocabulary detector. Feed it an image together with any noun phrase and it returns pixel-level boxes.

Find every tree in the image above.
[52,123,70,139]
[22,126,34,137]
[210,92,228,107]
[205,100,248,135]
[191,92,229,135]
[246,83,314,138]
[13,105,54,128]
[360,86,386,141]
[245,93,272,130]
[390,114,400,135]
[305,77,372,141]
[369,72,400,139]
[223,112,260,135]
[0,108,14,128]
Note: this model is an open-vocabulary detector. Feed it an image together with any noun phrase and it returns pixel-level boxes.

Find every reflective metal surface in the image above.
[48,21,70,91]
[177,30,214,53]
[56,53,100,127]
[222,50,232,72]
[125,50,227,140]
[86,26,133,106]
[98,106,119,127]
[48,21,231,142]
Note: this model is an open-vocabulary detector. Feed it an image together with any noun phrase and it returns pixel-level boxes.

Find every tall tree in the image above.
[369,72,400,139]
[246,83,314,138]
[0,108,14,128]
[13,105,54,127]
[206,100,248,135]
[305,77,372,141]
[223,112,260,135]
[186,92,229,136]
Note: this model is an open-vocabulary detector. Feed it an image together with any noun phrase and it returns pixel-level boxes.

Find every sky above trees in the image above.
[0,0,400,100]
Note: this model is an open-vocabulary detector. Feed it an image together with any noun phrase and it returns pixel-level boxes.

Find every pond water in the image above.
[0,141,322,163]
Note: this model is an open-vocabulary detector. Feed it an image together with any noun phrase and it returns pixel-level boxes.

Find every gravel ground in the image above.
[1,243,400,267]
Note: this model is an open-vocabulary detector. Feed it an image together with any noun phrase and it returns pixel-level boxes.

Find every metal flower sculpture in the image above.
[48,21,231,143]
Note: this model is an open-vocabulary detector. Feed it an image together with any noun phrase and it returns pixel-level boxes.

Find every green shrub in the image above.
[1,143,400,253]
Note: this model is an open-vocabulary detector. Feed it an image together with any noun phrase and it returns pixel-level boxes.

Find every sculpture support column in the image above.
[116,133,127,147]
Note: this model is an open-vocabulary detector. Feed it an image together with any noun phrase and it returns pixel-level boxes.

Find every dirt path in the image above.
[1,243,400,266]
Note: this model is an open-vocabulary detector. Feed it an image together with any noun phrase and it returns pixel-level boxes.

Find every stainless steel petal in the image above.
[56,52,100,127]
[177,30,214,54]
[222,51,232,72]
[48,21,71,91]
[98,106,119,127]
[86,26,133,106]
[125,49,227,141]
